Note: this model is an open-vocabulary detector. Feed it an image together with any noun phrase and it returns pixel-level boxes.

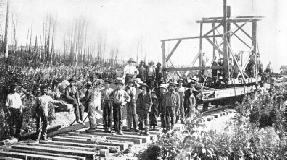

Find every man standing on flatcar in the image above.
[123,58,138,85]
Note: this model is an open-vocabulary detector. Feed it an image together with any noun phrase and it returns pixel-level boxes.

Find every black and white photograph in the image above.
[0,0,286,159]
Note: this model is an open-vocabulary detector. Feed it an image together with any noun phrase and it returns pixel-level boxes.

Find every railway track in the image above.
[0,124,160,160]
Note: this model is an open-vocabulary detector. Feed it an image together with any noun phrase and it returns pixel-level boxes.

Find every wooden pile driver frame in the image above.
[161,0,263,85]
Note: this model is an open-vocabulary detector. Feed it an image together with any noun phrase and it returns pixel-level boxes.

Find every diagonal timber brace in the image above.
[166,40,182,62]
[233,22,252,40]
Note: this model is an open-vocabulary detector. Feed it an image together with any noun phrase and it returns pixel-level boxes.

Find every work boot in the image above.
[144,128,149,136]
[85,128,97,133]
[117,131,123,135]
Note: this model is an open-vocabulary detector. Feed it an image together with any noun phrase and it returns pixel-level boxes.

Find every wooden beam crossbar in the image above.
[164,66,224,72]
[165,40,181,62]
[161,34,222,42]
[197,18,262,24]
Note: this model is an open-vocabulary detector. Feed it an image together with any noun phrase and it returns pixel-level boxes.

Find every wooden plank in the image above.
[52,136,129,150]
[0,157,22,160]
[40,140,120,152]
[48,122,89,137]
[60,134,138,145]
[7,148,85,160]
[11,145,95,160]
[0,151,74,160]
[68,131,149,143]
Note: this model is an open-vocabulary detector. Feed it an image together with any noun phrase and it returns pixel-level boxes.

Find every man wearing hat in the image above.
[162,82,180,131]
[109,79,130,135]
[5,83,23,139]
[158,84,167,132]
[136,83,152,135]
[125,79,139,132]
[183,80,197,118]
[123,58,138,85]
[101,80,114,133]
[65,78,84,124]
[137,60,147,83]
[146,61,156,89]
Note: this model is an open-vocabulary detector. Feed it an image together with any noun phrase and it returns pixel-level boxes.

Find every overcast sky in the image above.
[2,0,287,71]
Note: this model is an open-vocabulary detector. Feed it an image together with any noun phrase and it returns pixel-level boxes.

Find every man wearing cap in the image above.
[136,83,153,135]
[101,80,114,133]
[5,83,23,139]
[162,82,180,131]
[123,58,138,85]
[109,79,130,135]
[146,61,156,89]
[65,78,84,124]
[125,79,139,132]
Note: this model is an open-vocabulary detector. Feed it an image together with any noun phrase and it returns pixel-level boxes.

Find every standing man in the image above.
[162,82,180,131]
[101,80,114,133]
[123,58,138,85]
[136,83,153,135]
[5,83,23,139]
[176,79,185,123]
[150,91,158,131]
[65,78,84,124]
[158,84,167,132]
[35,85,63,141]
[155,62,163,88]
[137,61,147,83]
[84,81,97,133]
[110,79,130,135]
[146,61,156,90]
[125,80,139,132]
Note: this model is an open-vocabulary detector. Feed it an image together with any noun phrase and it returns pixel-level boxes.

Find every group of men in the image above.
[4,57,201,141]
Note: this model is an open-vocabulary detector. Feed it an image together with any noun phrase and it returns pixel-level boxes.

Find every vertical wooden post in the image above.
[227,6,231,58]
[223,0,230,80]
[4,0,9,60]
[162,41,167,81]
[199,22,203,67]
[212,23,216,59]
[162,41,166,68]
[252,21,257,78]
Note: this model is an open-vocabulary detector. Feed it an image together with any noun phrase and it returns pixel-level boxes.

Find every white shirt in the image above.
[91,88,101,107]
[124,65,138,76]
[36,95,54,116]
[6,93,22,109]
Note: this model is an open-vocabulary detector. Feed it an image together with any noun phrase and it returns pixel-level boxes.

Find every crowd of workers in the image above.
[4,57,203,142]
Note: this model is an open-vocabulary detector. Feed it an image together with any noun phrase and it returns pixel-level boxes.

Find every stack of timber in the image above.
[0,124,160,160]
